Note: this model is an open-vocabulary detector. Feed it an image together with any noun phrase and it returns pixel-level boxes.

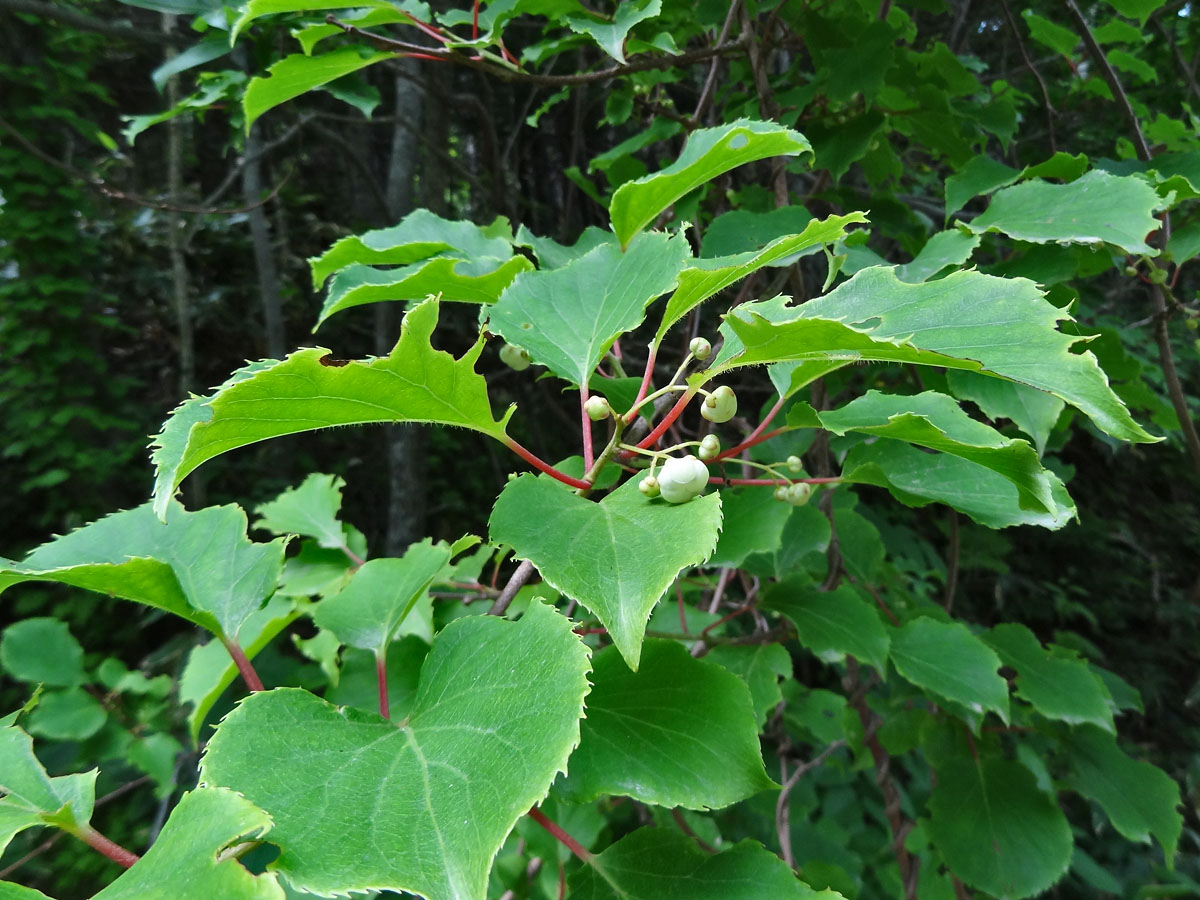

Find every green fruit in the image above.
[499,343,532,371]
[585,395,612,421]
[639,475,661,498]
[656,455,710,503]
[689,337,712,361]
[785,482,813,506]
[700,385,737,424]
[698,434,721,461]
[786,455,803,473]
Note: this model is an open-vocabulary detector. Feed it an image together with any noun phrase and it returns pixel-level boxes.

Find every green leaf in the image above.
[0,619,85,687]
[254,473,347,549]
[718,266,1156,444]
[151,32,231,91]
[489,474,721,669]
[966,170,1163,255]
[655,213,866,345]
[763,580,889,676]
[152,298,514,518]
[0,882,52,899]
[26,689,106,741]
[1022,151,1089,182]
[244,49,398,129]
[701,207,819,257]
[946,370,1065,456]
[890,618,1008,723]
[703,643,792,728]
[565,0,660,64]
[569,828,841,899]
[609,120,812,247]
[1062,724,1182,863]
[559,640,774,809]
[895,229,981,282]
[814,391,1056,512]
[1107,48,1157,83]
[707,487,792,569]
[0,503,286,640]
[488,231,689,387]
[202,600,590,899]
[312,540,451,654]
[231,0,429,40]
[1102,0,1165,23]
[840,441,1077,529]
[928,757,1072,898]
[741,504,830,580]
[0,724,95,854]
[310,209,516,289]
[92,788,283,900]
[514,224,617,269]
[179,597,299,743]
[317,256,532,326]
[1021,10,1078,55]
[982,624,1113,731]
[945,155,1020,219]
[324,636,428,718]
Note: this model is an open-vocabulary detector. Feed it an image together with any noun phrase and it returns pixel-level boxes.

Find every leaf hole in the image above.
[728,133,748,150]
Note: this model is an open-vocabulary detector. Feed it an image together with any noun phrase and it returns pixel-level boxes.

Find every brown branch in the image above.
[0,113,289,216]
[326,15,746,87]
[776,740,846,866]
[0,0,178,44]
[998,0,1056,152]
[692,0,742,126]
[1065,0,1200,479]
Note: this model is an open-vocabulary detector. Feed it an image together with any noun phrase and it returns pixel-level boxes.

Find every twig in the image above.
[943,510,960,613]
[1065,0,1200,479]
[776,740,846,866]
[328,16,745,87]
[998,0,1056,152]
[488,559,535,616]
[528,807,593,862]
[692,0,742,126]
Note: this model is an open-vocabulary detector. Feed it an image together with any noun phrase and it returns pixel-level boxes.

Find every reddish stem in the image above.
[636,390,694,449]
[528,807,593,862]
[580,388,595,470]
[711,476,842,486]
[627,345,658,423]
[504,438,591,489]
[403,52,447,62]
[701,602,755,637]
[376,649,390,719]
[403,12,450,43]
[716,393,788,461]
[471,0,478,38]
[715,427,787,461]
[76,826,139,869]
[223,638,264,692]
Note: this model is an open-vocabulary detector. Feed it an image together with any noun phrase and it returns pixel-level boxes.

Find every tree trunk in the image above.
[242,122,286,359]
[378,62,428,556]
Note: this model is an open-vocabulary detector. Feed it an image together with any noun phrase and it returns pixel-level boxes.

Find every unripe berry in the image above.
[584,395,611,421]
[689,337,712,361]
[785,482,813,506]
[639,475,660,497]
[700,385,737,424]
[698,434,721,461]
[656,455,710,503]
[786,455,803,473]
[774,485,789,502]
[499,343,532,371]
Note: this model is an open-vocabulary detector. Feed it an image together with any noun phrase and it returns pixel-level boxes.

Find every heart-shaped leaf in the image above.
[489,474,721,669]
[201,600,590,899]
[487,231,689,388]
[558,641,774,809]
